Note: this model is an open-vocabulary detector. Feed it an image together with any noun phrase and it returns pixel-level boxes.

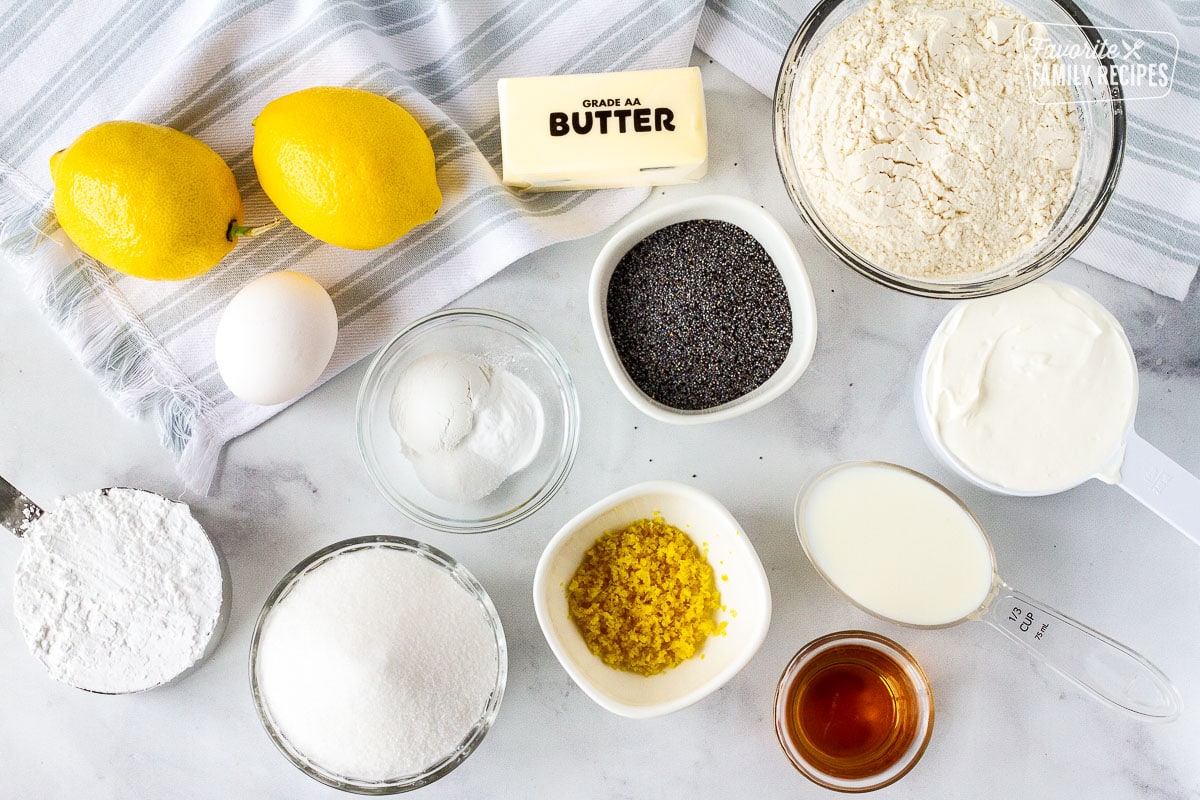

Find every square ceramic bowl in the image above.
[533,481,772,718]
[588,194,818,424]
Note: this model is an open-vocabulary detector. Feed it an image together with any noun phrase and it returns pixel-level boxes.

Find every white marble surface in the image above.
[1,55,1198,799]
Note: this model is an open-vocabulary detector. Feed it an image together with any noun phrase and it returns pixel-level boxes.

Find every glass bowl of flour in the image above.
[357,308,580,533]
[773,0,1125,298]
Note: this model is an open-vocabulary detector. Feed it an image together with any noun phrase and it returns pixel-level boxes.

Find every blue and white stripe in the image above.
[0,0,1197,493]
[0,0,704,492]
[696,0,1200,300]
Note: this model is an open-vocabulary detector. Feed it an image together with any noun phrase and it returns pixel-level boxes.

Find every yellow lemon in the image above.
[50,121,274,281]
[252,86,441,250]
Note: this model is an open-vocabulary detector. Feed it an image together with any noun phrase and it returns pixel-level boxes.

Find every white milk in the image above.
[801,463,994,626]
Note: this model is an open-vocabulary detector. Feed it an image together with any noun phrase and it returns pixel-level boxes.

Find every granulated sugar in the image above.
[254,545,500,781]
[12,488,225,693]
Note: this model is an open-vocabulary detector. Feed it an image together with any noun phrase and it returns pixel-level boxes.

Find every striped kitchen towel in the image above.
[2,1,1198,494]
[697,0,1200,301]
[0,0,706,493]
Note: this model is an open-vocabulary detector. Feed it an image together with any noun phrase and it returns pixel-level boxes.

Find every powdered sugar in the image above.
[254,544,500,782]
[12,488,225,693]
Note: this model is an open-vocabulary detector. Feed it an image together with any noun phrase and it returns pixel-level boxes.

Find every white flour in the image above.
[255,546,499,781]
[12,488,224,694]
[791,0,1080,278]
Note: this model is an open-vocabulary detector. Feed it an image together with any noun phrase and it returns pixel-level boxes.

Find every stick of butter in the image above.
[498,66,707,191]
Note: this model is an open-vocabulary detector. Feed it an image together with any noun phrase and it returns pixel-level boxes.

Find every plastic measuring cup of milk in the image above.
[795,461,1181,721]
[915,280,1200,545]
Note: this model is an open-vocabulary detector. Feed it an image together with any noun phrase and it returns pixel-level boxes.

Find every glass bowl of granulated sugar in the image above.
[250,536,506,794]
[773,0,1125,298]
[357,308,580,533]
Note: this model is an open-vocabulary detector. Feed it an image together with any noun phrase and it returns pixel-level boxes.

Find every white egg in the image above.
[215,271,338,406]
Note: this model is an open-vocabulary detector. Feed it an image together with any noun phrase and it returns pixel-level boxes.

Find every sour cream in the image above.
[921,281,1138,493]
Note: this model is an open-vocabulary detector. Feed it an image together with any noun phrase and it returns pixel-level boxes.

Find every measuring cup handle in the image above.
[1116,431,1200,546]
[981,585,1180,720]
[0,474,42,538]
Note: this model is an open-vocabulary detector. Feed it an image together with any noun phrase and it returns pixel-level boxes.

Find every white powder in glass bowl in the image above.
[389,350,544,503]
[790,0,1081,279]
[254,543,501,783]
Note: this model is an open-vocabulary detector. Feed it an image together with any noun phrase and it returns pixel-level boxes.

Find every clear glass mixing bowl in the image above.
[773,0,1126,298]
[357,308,580,533]
[249,536,508,794]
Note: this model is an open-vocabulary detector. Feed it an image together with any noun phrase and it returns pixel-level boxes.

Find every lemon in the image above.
[252,87,441,250]
[50,121,274,281]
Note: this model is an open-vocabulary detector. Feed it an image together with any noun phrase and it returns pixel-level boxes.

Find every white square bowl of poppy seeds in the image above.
[589,194,817,424]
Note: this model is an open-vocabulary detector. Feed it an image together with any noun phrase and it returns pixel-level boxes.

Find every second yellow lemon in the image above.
[252,87,441,250]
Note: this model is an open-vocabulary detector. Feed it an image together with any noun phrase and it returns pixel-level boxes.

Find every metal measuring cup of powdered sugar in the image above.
[0,474,230,694]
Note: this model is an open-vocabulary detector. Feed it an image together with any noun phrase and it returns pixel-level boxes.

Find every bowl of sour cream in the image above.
[916,280,1200,543]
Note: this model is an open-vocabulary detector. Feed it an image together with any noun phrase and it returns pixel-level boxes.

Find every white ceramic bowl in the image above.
[588,194,818,424]
[533,481,772,718]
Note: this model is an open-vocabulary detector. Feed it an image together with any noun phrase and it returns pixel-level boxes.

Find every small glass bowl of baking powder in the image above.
[357,308,580,533]
[773,0,1125,298]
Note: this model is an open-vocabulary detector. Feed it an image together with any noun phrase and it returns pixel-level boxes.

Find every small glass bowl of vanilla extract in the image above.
[774,630,934,792]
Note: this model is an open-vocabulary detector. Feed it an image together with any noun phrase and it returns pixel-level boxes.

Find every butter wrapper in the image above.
[498,66,707,191]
